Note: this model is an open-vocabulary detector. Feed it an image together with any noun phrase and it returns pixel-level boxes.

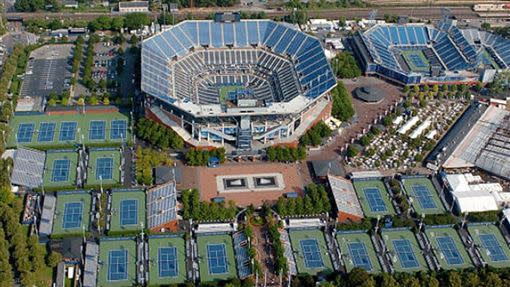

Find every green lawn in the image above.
[288,228,334,276]
[148,234,187,286]
[336,230,382,273]
[353,179,396,217]
[8,111,130,149]
[108,189,146,234]
[401,177,446,215]
[196,233,237,283]
[97,237,137,287]
[425,226,474,270]
[381,228,428,272]
[43,150,79,188]
[87,148,122,187]
[52,191,91,236]
[467,223,510,268]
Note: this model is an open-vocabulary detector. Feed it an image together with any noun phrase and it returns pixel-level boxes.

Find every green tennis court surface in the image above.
[8,111,130,149]
[87,148,122,187]
[97,237,137,287]
[336,230,381,273]
[43,150,79,188]
[288,228,334,276]
[467,223,510,268]
[401,177,445,215]
[401,49,430,72]
[108,189,146,234]
[353,179,395,217]
[196,233,237,282]
[148,234,187,285]
[424,226,473,270]
[382,228,428,272]
[52,190,91,236]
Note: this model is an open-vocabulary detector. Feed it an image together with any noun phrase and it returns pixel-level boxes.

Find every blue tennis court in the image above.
[364,187,387,212]
[300,239,324,269]
[111,120,127,140]
[436,236,463,265]
[408,54,427,68]
[59,122,77,141]
[412,184,437,209]
[393,239,419,269]
[207,244,228,274]
[96,157,113,180]
[108,249,128,281]
[17,123,35,143]
[480,234,508,262]
[52,159,70,182]
[158,247,178,277]
[120,199,138,226]
[348,242,372,271]
[37,122,56,142]
[62,202,83,229]
[89,121,106,140]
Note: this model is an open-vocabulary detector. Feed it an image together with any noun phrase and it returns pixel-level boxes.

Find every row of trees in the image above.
[82,35,98,90]
[135,146,173,185]
[331,81,355,122]
[184,148,226,166]
[275,183,331,216]
[300,121,333,147]
[71,36,84,76]
[88,13,151,31]
[266,146,306,163]
[266,216,288,275]
[14,0,59,12]
[181,189,237,221]
[331,52,362,79]
[135,118,184,150]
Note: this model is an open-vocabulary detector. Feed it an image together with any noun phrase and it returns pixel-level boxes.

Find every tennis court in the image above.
[467,224,510,268]
[196,233,237,282]
[353,179,395,217]
[289,228,334,275]
[402,50,430,72]
[87,148,121,187]
[336,231,381,273]
[424,226,473,269]
[97,237,137,287]
[401,177,445,215]
[108,189,146,233]
[381,228,428,272]
[43,150,79,188]
[8,111,130,148]
[148,234,187,285]
[52,190,91,236]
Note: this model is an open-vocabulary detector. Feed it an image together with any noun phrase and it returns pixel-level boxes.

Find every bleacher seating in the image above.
[233,232,252,279]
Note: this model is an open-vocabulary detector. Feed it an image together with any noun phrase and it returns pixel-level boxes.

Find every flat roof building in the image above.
[327,175,364,222]
[118,1,149,13]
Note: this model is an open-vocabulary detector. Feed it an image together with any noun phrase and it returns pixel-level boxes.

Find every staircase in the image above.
[237,116,252,150]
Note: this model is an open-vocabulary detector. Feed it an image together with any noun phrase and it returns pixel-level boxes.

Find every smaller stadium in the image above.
[87,148,122,187]
[43,149,79,188]
[336,230,382,273]
[52,190,91,236]
[381,228,428,272]
[467,223,510,268]
[107,189,146,234]
[148,234,187,285]
[288,227,334,275]
[97,237,137,287]
[350,20,510,85]
[353,178,396,217]
[425,225,474,270]
[401,176,446,215]
[196,233,237,282]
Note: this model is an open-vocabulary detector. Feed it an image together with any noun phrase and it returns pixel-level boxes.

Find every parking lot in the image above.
[93,41,120,94]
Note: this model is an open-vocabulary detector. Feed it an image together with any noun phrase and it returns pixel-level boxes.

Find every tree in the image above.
[46,251,62,268]
[125,13,151,30]
[347,268,374,287]
[481,22,491,30]
[380,273,399,287]
[332,52,362,78]
[485,272,502,287]
[331,81,355,121]
[447,271,462,287]
[463,272,480,287]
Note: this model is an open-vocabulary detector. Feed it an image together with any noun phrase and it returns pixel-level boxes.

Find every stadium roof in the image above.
[11,147,45,188]
[327,175,364,219]
[146,182,177,229]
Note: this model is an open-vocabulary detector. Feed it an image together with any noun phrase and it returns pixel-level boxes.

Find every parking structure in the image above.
[467,223,510,268]
[424,225,474,270]
[148,234,187,285]
[336,230,382,273]
[353,178,396,217]
[108,189,146,234]
[97,237,137,287]
[51,190,91,236]
[288,227,334,276]
[43,149,79,188]
[196,233,237,282]
[381,228,428,272]
[401,176,446,215]
[87,148,122,187]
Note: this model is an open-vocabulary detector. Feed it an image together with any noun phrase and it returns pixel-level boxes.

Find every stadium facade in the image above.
[141,16,336,151]
[350,20,510,85]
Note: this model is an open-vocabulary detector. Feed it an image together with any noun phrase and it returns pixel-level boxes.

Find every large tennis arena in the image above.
[141,14,336,150]
[350,20,510,85]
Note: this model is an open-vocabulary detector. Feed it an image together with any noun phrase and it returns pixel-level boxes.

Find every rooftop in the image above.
[327,175,364,218]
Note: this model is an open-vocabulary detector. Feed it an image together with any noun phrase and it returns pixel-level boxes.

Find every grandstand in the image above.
[142,14,336,150]
[350,20,510,85]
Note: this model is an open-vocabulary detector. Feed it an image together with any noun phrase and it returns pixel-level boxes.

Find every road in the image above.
[5,6,481,21]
